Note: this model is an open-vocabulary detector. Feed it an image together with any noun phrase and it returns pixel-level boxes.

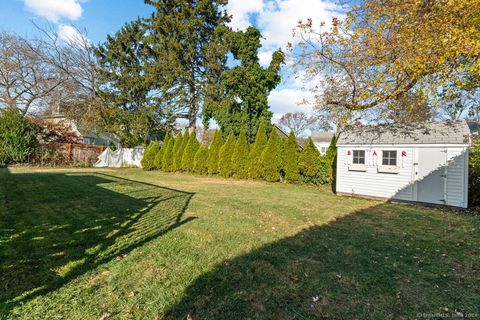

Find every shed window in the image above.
[352,150,365,164]
[382,150,397,166]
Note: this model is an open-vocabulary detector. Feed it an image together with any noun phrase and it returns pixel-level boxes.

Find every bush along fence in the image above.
[0,109,105,167]
[141,119,338,186]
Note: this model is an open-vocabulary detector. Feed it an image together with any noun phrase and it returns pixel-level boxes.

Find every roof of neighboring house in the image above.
[311,132,334,143]
[272,124,304,150]
[467,121,479,136]
[337,120,471,146]
[273,124,289,139]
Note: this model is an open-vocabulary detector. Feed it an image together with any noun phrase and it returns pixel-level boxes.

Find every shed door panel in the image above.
[416,148,446,205]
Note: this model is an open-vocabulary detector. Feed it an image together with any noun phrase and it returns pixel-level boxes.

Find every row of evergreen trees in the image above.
[141,119,337,185]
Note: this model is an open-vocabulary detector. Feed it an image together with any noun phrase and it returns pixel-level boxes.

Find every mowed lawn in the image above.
[1,168,479,319]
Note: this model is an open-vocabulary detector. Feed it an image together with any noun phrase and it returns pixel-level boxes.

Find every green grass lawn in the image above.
[1,167,479,319]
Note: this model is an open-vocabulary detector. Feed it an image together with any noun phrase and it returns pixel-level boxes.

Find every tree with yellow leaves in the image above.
[291,0,479,124]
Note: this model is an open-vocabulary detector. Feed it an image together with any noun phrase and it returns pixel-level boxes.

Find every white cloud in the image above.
[58,24,88,45]
[258,50,273,66]
[227,0,341,49]
[24,0,85,22]
[258,0,340,49]
[226,0,343,72]
[226,0,264,30]
[268,88,314,119]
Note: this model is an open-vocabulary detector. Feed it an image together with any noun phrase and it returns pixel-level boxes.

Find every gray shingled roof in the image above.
[311,132,334,143]
[337,120,471,145]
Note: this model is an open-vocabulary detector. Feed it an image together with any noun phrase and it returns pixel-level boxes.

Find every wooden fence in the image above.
[35,143,105,167]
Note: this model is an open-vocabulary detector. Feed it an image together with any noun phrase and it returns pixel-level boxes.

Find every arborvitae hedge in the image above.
[299,137,325,185]
[141,141,161,171]
[325,134,338,185]
[232,129,250,179]
[207,130,223,175]
[181,132,200,172]
[174,129,189,171]
[171,132,183,171]
[218,133,236,178]
[248,117,267,179]
[161,133,174,171]
[153,142,165,169]
[260,129,283,182]
[469,140,480,207]
[283,130,300,183]
[142,125,335,188]
[193,145,209,175]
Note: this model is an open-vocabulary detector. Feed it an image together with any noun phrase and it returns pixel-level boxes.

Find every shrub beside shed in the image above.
[336,121,471,208]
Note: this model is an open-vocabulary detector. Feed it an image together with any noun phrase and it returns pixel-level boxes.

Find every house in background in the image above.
[468,121,479,137]
[81,130,119,146]
[311,132,334,155]
[335,120,471,208]
[40,113,119,147]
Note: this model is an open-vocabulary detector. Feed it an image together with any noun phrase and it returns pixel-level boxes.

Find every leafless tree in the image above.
[0,32,65,115]
[33,23,105,127]
[277,112,318,137]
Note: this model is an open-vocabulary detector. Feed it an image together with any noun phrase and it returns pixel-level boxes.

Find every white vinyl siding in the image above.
[336,145,469,208]
[445,147,468,207]
[337,147,414,199]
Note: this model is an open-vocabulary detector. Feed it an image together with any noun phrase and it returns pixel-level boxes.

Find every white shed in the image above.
[336,121,471,208]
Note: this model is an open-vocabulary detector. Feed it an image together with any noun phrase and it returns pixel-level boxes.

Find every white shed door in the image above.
[416,148,446,205]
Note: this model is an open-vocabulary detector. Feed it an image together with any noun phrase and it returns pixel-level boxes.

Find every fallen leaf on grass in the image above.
[99,312,111,320]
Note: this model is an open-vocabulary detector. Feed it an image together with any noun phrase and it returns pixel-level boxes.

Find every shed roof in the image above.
[311,132,334,143]
[337,120,471,146]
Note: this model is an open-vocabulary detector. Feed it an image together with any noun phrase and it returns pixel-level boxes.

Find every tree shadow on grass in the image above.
[0,168,195,316]
[166,204,479,320]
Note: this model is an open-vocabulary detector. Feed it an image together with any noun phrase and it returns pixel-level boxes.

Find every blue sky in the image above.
[0,0,343,120]
[0,1,153,43]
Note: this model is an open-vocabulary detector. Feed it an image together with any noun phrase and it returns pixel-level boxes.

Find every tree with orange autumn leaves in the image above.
[290,0,479,128]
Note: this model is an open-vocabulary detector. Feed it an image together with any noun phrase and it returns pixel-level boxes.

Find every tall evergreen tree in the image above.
[218,133,236,178]
[283,131,300,183]
[299,138,324,185]
[207,130,223,175]
[181,132,200,172]
[193,145,209,175]
[174,129,189,171]
[145,0,230,131]
[96,1,230,135]
[260,129,283,182]
[204,27,284,141]
[232,129,250,179]
[161,132,174,171]
[96,19,168,146]
[248,118,268,179]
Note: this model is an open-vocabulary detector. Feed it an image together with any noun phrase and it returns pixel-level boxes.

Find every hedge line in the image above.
[469,140,480,207]
[142,122,337,186]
